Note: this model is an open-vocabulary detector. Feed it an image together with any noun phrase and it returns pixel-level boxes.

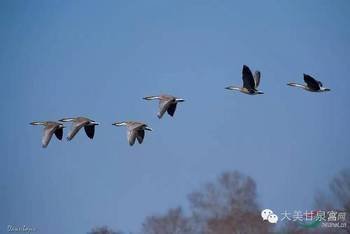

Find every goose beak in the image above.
[175,98,185,102]
[91,121,99,125]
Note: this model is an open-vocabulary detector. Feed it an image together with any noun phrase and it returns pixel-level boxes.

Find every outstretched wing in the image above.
[158,99,174,119]
[242,65,255,90]
[304,74,320,91]
[253,71,261,88]
[54,127,63,140]
[167,103,177,117]
[84,125,95,139]
[136,130,145,144]
[127,129,137,146]
[42,125,57,148]
[67,121,87,141]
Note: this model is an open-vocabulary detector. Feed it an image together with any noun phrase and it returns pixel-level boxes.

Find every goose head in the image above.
[112,122,127,127]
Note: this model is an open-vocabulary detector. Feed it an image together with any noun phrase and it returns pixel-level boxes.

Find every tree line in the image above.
[88,169,350,234]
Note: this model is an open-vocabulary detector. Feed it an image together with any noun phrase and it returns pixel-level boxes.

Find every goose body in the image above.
[288,74,330,92]
[112,121,152,146]
[59,117,99,140]
[30,121,65,148]
[225,65,264,95]
[143,94,185,119]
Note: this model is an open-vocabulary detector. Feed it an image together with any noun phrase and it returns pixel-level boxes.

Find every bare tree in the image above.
[188,171,272,234]
[142,207,193,234]
[141,171,271,234]
[88,226,123,234]
[279,169,350,234]
[314,169,350,234]
[329,169,350,214]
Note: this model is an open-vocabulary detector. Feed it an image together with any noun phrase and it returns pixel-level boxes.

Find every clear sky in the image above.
[1,0,350,233]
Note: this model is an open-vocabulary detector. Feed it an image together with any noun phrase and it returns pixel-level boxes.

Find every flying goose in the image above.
[288,74,330,92]
[225,65,264,95]
[30,121,65,148]
[59,117,99,141]
[112,121,152,146]
[143,94,185,119]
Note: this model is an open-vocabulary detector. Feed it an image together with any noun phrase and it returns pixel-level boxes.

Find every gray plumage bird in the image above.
[59,117,99,141]
[112,121,152,146]
[143,94,185,119]
[288,74,331,92]
[225,65,264,95]
[30,121,65,148]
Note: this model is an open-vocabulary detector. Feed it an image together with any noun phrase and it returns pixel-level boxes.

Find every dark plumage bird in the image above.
[59,117,99,141]
[112,121,152,146]
[225,65,264,95]
[143,94,185,119]
[30,121,65,148]
[288,74,330,92]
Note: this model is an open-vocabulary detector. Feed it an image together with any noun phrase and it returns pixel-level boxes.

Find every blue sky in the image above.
[1,0,350,233]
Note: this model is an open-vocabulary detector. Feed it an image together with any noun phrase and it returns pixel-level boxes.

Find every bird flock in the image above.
[30,64,330,148]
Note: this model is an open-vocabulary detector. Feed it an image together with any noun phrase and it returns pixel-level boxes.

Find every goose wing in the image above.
[136,130,145,144]
[84,125,95,139]
[253,71,261,88]
[54,127,63,140]
[167,103,177,117]
[242,65,256,90]
[304,74,320,91]
[158,99,174,118]
[127,129,137,146]
[67,119,89,140]
[127,123,145,145]
[42,125,58,148]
